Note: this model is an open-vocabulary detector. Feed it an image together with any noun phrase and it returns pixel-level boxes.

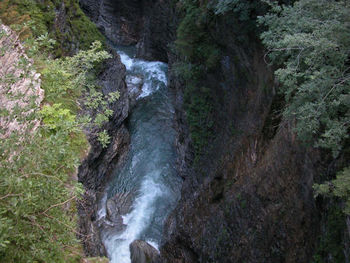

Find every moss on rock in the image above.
[0,0,105,56]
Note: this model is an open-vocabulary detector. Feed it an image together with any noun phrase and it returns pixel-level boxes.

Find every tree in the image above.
[259,0,350,157]
[314,167,350,215]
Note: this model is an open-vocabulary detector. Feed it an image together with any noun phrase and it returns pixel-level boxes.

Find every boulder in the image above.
[106,192,133,222]
[130,240,160,263]
[82,257,109,263]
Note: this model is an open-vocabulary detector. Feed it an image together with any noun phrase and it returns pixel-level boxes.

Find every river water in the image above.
[98,46,181,263]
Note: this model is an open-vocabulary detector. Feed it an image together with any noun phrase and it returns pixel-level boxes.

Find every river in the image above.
[97,46,181,263]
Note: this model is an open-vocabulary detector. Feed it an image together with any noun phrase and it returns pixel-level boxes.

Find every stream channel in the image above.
[97,45,182,263]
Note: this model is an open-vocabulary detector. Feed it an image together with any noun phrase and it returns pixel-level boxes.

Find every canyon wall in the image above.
[79,0,177,62]
[160,13,321,262]
[78,0,349,262]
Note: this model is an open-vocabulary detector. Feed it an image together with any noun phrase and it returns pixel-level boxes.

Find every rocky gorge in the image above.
[76,0,350,262]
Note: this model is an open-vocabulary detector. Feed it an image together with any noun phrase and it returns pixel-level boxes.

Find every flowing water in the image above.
[98,46,181,263]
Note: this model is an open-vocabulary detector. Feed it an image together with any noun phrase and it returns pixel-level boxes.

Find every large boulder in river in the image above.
[130,240,160,263]
[106,192,133,222]
[98,191,133,237]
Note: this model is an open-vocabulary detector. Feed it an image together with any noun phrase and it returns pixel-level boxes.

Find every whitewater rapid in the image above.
[98,46,181,263]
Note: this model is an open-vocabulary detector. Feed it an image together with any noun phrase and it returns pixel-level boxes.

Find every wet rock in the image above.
[79,0,141,45]
[130,240,160,263]
[106,192,133,222]
[99,214,126,239]
[78,189,107,257]
[80,0,177,62]
[97,191,134,239]
[126,74,143,108]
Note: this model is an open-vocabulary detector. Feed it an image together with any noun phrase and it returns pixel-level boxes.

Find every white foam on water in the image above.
[97,193,108,220]
[117,51,167,99]
[101,47,173,263]
[105,174,164,263]
[119,52,134,71]
[145,240,159,252]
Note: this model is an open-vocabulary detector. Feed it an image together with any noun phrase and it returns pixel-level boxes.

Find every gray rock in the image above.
[79,0,177,62]
[79,0,141,45]
[130,240,160,263]
[106,192,133,223]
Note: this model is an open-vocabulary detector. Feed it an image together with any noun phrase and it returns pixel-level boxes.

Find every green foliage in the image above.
[175,0,219,158]
[260,4,350,252]
[66,0,106,51]
[41,103,76,131]
[259,0,350,157]
[176,0,220,69]
[207,0,271,35]
[184,83,214,156]
[0,0,52,39]
[211,0,266,21]
[314,167,350,215]
[0,0,105,55]
[98,130,111,148]
[40,40,117,140]
[173,63,215,158]
[0,129,84,263]
[0,25,114,261]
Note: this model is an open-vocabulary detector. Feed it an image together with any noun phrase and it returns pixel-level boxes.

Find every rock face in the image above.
[160,14,322,263]
[130,240,160,263]
[78,52,130,191]
[77,52,131,256]
[79,0,177,62]
[79,0,141,46]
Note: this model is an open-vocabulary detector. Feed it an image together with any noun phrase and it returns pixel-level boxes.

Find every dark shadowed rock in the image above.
[106,192,133,223]
[160,12,321,263]
[79,0,177,62]
[130,240,160,263]
[79,0,141,45]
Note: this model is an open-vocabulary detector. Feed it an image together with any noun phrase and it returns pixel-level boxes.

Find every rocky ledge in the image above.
[77,49,136,256]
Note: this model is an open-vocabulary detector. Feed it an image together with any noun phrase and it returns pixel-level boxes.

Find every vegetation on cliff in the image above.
[0,0,105,56]
[0,1,115,261]
[259,0,350,159]
[259,3,350,256]
[176,0,350,210]
[174,0,220,159]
